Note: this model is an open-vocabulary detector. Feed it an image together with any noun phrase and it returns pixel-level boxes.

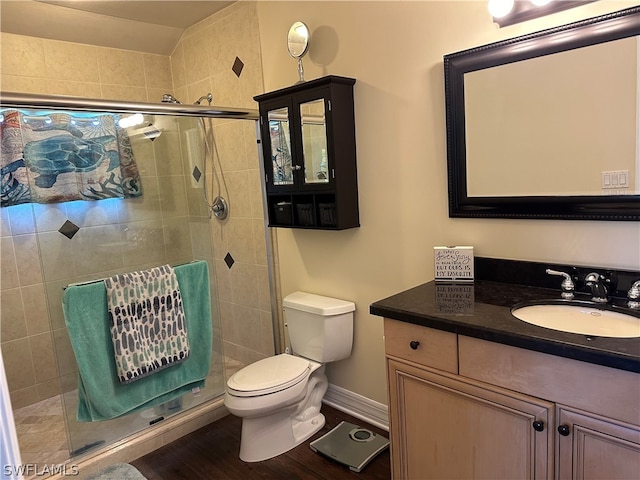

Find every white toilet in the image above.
[224,291,355,462]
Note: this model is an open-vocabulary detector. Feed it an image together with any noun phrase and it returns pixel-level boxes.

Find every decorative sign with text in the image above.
[434,246,474,282]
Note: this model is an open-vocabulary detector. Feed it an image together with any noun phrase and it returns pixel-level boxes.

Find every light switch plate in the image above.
[601,170,629,189]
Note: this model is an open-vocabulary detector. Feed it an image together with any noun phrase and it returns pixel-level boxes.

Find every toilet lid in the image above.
[227,354,311,396]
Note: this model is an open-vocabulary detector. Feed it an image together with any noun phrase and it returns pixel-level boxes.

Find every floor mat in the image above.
[85,463,148,480]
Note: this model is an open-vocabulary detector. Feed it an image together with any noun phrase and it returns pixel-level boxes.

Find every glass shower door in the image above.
[21,110,226,458]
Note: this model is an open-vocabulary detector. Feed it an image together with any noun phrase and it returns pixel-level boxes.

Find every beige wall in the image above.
[255,1,640,405]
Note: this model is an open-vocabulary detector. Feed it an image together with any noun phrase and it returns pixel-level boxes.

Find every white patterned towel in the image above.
[104,265,190,384]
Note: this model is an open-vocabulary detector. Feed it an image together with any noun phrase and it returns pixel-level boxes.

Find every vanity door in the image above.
[556,406,640,480]
[387,359,553,480]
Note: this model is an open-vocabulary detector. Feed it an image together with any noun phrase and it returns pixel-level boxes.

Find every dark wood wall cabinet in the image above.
[255,75,359,230]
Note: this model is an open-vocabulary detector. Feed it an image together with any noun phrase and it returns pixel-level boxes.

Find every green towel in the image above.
[62,261,212,421]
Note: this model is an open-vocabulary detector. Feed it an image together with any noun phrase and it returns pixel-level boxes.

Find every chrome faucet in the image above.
[585,272,608,303]
[546,269,575,299]
[628,280,640,309]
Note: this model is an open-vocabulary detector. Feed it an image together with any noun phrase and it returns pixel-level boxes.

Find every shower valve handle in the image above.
[211,196,228,220]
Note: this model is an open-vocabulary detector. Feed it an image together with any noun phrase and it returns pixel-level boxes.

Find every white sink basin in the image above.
[511,304,640,338]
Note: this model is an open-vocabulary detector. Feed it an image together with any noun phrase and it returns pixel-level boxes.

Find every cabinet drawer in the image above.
[384,318,458,373]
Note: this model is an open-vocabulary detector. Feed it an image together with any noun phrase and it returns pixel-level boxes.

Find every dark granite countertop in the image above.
[370,279,640,373]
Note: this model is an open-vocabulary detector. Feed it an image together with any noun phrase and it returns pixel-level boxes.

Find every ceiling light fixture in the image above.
[490,0,596,27]
[488,0,515,18]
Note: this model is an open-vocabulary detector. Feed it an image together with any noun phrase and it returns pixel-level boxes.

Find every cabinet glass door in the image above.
[268,107,294,186]
[300,99,329,185]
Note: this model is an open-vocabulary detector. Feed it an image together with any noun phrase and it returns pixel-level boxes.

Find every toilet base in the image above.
[239,409,326,462]
[237,368,328,462]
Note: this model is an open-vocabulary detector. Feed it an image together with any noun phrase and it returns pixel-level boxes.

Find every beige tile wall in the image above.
[1,32,173,103]
[0,0,273,409]
[0,34,215,408]
[0,33,159,408]
[170,1,275,366]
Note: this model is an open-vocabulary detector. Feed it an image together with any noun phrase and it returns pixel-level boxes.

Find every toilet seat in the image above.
[227,354,311,397]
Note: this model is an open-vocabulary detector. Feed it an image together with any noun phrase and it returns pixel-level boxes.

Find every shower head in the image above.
[195,93,213,105]
[161,94,181,104]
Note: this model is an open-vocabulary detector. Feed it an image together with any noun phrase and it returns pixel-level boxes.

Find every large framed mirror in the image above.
[444,6,640,221]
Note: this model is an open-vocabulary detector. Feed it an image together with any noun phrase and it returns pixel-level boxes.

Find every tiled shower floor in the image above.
[13,395,69,468]
[12,358,243,473]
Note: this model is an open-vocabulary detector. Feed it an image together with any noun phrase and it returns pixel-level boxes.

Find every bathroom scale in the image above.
[310,421,389,472]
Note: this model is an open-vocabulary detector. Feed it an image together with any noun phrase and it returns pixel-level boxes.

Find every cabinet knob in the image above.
[293,165,302,171]
[557,424,570,436]
[532,421,545,432]
[409,340,420,350]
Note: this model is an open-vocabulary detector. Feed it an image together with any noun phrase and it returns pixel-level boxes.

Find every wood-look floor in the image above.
[132,405,391,480]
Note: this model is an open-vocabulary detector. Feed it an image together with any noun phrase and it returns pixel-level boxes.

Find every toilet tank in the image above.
[283,291,355,363]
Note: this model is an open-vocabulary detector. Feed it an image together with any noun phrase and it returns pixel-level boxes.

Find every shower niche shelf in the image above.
[255,75,359,230]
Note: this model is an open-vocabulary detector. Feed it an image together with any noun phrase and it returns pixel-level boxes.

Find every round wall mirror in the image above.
[287,21,310,83]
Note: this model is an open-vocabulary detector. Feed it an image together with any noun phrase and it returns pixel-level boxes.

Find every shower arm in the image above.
[0,91,258,120]
[195,93,213,106]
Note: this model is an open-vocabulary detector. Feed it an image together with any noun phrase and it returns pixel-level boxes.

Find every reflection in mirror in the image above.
[268,107,293,185]
[287,21,310,58]
[300,99,329,185]
[465,37,638,197]
[444,6,640,221]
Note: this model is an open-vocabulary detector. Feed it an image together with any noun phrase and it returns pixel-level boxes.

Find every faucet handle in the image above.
[546,269,575,300]
[585,272,604,283]
[628,280,640,309]
[584,272,610,303]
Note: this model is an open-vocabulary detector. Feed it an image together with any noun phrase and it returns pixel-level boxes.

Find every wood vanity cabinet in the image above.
[384,319,640,480]
[254,75,359,230]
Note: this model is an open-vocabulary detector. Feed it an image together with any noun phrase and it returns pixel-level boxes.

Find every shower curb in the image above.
[48,397,228,480]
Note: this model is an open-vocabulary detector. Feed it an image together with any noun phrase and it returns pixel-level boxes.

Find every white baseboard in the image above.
[322,384,389,431]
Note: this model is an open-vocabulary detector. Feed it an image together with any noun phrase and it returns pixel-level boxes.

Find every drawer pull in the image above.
[409,340,420,350]
[557,424,570,436]
[532,421,545,432]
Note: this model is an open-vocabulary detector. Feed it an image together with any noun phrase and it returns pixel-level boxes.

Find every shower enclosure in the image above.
[0,92,277,469]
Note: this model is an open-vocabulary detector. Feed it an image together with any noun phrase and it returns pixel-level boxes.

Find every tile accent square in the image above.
[224,252,235,269]
[58,220,79,239]
[192,166,202,183]
[232,57,244,78]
